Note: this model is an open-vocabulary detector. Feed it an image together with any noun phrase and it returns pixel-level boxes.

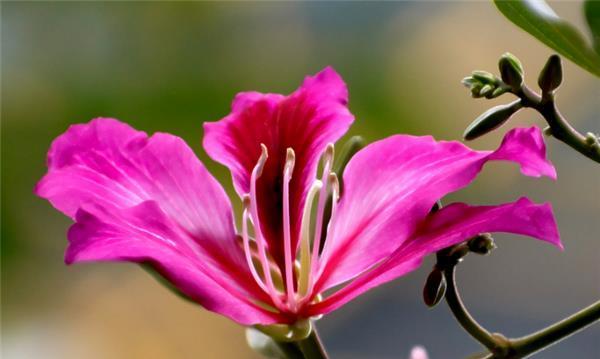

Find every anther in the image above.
[328,173,340,201]
[323,143,334,165]
[254,144,269,178]
[285,148,296,174]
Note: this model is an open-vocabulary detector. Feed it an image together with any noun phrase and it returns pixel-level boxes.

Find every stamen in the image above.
[297,180,323,300]
[249,144,285,309]
[306,173,340,300]
[282,147,296,309]
[241,195,268,293]
[308,144,335,289]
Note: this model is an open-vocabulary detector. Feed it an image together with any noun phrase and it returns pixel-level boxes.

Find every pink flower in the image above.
[409,346,429,359]
[35,67,561,326]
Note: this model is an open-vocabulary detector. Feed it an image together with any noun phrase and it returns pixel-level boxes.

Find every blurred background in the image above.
[2,1,599,358]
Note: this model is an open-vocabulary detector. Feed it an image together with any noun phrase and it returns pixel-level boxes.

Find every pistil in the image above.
[282,148,297,310]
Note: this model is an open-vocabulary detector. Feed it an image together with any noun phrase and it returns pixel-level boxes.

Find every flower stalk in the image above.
[296,329,329,359]
[435,243,600,358]
[509,299,600,358]
[269,327,328,359]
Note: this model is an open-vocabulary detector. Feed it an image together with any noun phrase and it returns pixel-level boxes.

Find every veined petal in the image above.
[68,201,282,325]
[309,198,560,316]
[316,127,555,292]
[35,118,273,322]
[203,67,354,267]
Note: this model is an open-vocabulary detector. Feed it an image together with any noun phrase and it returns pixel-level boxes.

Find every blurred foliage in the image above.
[494,0,600,76]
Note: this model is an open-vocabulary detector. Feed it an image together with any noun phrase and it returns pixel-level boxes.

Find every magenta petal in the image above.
[67,201,281,325]
[203,67,354,267]
[36,118,238,251]
[36,118,276,324]
[317,126,555,291]
[310,198,560,316]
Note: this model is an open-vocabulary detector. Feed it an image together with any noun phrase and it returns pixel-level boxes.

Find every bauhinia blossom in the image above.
[35,67,561,329]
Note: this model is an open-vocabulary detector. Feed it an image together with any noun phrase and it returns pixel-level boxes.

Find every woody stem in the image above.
[442,253,600,358]
[516,85,600,164]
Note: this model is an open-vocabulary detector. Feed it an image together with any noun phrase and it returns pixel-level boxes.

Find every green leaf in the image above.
[494,0,600,77]
[585,0,600,53]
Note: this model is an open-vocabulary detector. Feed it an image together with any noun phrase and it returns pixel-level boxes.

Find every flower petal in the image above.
[67,201,282,325]
[310,198,560,316]
[203,67,354,267]
[316,126,555,292]
[36,118,276,323]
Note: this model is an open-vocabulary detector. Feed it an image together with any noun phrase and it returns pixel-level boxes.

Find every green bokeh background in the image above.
[2,2,599,358]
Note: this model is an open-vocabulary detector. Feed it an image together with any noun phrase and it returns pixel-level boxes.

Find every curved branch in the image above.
[443,266,498,350]
[510,300,600,357]
[518,85,600,163]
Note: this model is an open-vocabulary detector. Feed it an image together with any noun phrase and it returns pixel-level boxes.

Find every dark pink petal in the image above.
[309,198,560,316]
[67,201,282,325]
[203,67,354,268]
[36,118,274,323]
[316,127,556,292]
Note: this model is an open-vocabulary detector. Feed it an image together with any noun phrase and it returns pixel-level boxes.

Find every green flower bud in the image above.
[470,83,484,98]
[498,52,524,90]
[463,100,523,140]
[538,55,562,93]
[585,132,599,145]
[490,86,509,98]
[472,70,498,85]
[462,76,475,88]
[423,267,446,307]
[467,233,496,255]
[479,84,494,97]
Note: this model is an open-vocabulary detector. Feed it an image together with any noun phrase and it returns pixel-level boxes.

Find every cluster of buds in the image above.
[462,70,510,99]
[461,53,564,141]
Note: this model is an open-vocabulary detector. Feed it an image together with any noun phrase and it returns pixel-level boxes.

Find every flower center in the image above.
[241,143,338,314]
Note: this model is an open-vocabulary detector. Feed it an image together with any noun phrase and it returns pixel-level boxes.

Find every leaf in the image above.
[494,0,600,77]
[585,0,600,53]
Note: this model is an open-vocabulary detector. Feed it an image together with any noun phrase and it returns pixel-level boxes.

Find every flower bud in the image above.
[462,76,475,88]
[463,100,522,140]
[470,83,484,98]
[498,52,524,90]
[472,70,498,85]
[479,84,494,97]
[423,267,446,307]
[585,132,598,145]
[490,86,509,99]
[468,233,496,255]
[538,55,562,93]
